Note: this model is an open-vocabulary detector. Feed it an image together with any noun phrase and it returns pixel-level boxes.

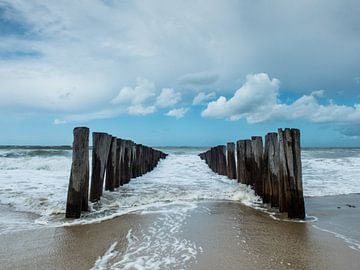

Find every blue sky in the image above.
[0,0,360,147]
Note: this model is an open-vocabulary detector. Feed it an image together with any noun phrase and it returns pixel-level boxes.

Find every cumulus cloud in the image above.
[111,77,156,105]
[108,77,157,116]
[156,88,181,108]
[128,104,156,116]
[1,0,360,138]
[202,73,280,120]
[54,78,180,123]
[202,73,360,127]
[54,77,157,123]
[165,107,189,119]
[192,91,216,105]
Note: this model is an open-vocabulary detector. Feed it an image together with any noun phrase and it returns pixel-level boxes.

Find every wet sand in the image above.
[189,199,360,270]
[0,194,359,269]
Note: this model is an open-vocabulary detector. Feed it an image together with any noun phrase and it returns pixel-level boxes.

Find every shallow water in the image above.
[0,147,259,233]
[0,146,359,233]
[1,146,360,268]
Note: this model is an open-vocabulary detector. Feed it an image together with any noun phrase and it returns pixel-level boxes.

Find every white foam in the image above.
[302,149,360,197]
[312,224,360,252]
[0,152,260,233]
[91,241,119,270]
[1,148,360,233]
[92,201,201,270]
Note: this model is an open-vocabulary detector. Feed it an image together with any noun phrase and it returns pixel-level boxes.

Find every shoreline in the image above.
[0,194,359,269]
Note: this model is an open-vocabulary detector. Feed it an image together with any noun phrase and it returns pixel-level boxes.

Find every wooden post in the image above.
[244,139,253,186]
[114,138,121,188]
[139,145,145,175]
[219,145,227,176]
[129,141,136,179]
[123,140,133,184]
[142,145,146,173]
[278,128,305,219]
[251,136,264,197]
[290,129,305,219]
[89,132,112,202]
[206,150,211,166]
[119,139,126,186]
[226,142,237,179]
[105,136,117,191]
[210,147,215,172]
[135,144,142,177]
[66,127,89,218]
[236,140,246,184]
[263,133,279,205]
[278,128,288,213]
[122,140,129,184]
[205,150,211,166]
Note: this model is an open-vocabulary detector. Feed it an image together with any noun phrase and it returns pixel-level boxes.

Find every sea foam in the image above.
[1,147,360,233]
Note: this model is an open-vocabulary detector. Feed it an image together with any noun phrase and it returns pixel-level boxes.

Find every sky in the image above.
[0,0,360,147]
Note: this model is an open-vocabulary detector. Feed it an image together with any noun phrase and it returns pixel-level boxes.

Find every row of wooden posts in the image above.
[66,127,167,218]
[199,128,305,219]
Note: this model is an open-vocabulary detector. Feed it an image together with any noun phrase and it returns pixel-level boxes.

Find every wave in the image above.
[1,147,360,234]
[0,149,72,158]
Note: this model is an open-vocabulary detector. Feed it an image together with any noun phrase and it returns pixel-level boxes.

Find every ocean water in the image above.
[0,146,360,268]
[0,146,359,230]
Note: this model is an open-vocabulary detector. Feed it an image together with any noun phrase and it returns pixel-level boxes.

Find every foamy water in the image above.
[1,146,360,267]
[302,148,360,197]
[0,147,260,233]
[0,147,360,233]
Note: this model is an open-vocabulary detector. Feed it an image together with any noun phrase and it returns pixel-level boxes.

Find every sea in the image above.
[0,146,359,268]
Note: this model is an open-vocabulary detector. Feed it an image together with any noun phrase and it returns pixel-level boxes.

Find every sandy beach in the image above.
[0,194,359,270]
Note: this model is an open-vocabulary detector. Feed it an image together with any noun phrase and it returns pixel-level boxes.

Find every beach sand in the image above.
[0,194,359,270]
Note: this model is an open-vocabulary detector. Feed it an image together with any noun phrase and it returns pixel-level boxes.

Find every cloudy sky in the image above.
[0,0,360,146]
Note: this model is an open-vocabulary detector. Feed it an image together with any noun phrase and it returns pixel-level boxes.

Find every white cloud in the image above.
[109,77,157,116]
[128,104,156,115]
[53,77,181,123]
[54,119,66,125]
[192,91,216,105]
[1,0,360,137]
[156,88,181,108]
[202,73,360,126]
[111,77,156,105]
[165,107,189,119]
[202,73,280,120]
[53,107,126,124]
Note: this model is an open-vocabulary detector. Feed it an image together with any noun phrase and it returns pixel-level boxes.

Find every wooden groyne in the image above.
[199,128,305,219]
[66,127,167,218]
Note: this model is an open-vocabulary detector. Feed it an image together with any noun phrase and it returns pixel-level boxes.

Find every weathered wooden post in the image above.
[130,141,136,179]
[236,140,245,184]
[119,139,126,186]
[105,136,117,191]
[219,145,227,176]
[150,148,154,170]
[142,146,147,174]
[263,133,280,205]
[115,138,122,188]
[211,147,216,172]
[122,140,129,184]
[206,150,211,166]
[89,132,112,202]
[66,127,89,218]
[226,142,237,179]
[244,139,253,186]
[278,128,305,219]
[139,145,145,175]
[134,144,141,177]
[251,136,264,197]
